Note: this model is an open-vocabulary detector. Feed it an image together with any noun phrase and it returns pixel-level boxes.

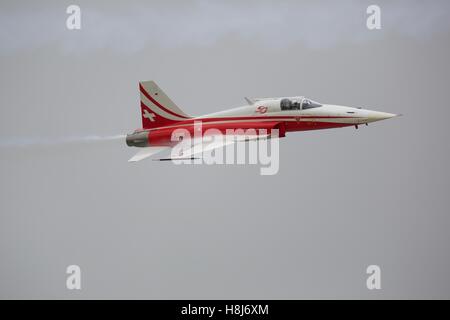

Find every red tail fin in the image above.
[139,81,191,129]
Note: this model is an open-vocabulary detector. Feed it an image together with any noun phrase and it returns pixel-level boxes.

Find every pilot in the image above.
[280,98,291,110]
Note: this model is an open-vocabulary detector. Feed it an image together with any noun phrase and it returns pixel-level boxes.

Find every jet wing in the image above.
[160,133,270,160]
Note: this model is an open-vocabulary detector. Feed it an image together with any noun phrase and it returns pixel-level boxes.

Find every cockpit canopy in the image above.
[280,97,322,111]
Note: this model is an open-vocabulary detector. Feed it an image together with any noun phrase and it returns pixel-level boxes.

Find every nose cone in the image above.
[366,110,398,123]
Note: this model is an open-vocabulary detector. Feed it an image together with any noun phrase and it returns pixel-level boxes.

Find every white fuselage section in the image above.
[198,97,396,125]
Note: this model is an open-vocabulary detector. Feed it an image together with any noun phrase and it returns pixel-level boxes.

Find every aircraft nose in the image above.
[366,110,398,122]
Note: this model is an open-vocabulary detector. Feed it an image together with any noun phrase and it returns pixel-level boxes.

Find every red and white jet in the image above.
[126,81,398,162]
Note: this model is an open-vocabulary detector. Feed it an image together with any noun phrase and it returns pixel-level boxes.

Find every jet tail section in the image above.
[139,81,191,129]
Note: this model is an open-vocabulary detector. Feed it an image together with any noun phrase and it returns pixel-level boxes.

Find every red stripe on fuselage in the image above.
[148,121,282,146]
[145,115,362,130]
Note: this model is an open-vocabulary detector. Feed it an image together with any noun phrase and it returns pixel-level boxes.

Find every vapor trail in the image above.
[0,134,125,148]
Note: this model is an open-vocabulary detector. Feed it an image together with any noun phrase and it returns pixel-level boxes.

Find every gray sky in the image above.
[1,0,450,299]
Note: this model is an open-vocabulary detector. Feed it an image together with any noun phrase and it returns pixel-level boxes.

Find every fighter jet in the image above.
[126,81,399,162]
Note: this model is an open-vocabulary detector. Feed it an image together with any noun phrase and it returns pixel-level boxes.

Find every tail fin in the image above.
[139,81,191,129]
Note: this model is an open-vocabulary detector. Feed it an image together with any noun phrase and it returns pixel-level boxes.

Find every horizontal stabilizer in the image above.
[128,146,169,162]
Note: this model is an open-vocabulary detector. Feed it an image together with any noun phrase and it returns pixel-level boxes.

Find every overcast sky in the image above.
[1,0,450,53]
[1,0,449,299]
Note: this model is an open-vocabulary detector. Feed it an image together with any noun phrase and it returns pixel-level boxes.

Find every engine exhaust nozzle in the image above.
[126,131,149,147]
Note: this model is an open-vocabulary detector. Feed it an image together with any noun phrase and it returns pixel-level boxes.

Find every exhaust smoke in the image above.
[0,134,126,149]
